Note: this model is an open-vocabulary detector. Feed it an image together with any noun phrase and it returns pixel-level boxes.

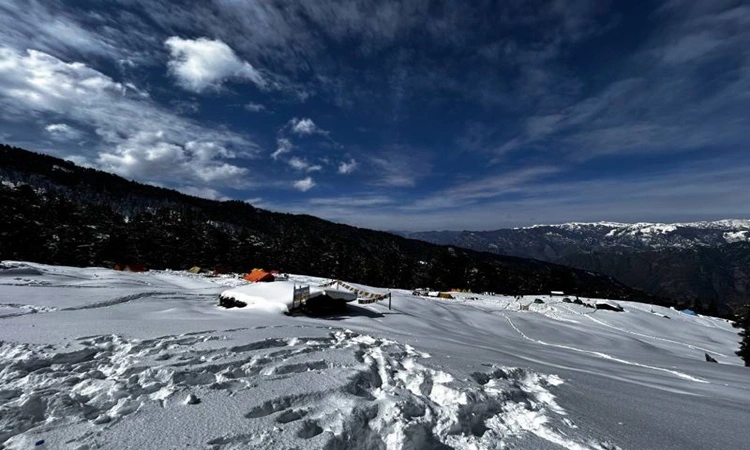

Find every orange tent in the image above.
[243,268,275,283]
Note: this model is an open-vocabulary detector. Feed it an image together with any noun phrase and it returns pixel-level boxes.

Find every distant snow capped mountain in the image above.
[410,219,750,257]
[513,219,750,248]
[521,218,749,234]
[407,219,750,307]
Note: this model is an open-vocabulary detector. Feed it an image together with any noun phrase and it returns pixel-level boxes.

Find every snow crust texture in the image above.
[0,326,607,449]
[1,261,746,450]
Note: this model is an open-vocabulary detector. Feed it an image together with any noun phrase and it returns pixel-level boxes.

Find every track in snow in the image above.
[503,314,708,384]
[0,303,57,319]
[0,327,618,450]
[576,308,731,358]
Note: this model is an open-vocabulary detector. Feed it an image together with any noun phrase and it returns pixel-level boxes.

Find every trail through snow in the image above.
[503,315,708,384]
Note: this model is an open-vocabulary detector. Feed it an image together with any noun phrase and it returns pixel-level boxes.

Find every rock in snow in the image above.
[184,394,201,405]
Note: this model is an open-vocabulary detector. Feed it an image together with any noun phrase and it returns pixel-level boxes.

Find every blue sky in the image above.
[0,0,748,231]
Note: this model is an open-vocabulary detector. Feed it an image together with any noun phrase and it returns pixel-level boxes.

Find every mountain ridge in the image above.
[403,221,750,310]
[0,144,662,304]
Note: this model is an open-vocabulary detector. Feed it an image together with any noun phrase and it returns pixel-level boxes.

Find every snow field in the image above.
[1,261,748,449]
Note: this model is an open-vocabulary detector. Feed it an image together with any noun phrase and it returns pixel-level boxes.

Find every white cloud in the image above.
[185,140,230,159]
[289,117,327,136]
[337,159,358,174]
[0,47,258,189]
[45,123,82,140]
[97,131,248,184]
[178,186,230,201]
[293,176,315,192]
[288,156,322,172]
[271,138,293,160]
[288,156,308,171]
[165,37,265,93]
[245,102,266,112]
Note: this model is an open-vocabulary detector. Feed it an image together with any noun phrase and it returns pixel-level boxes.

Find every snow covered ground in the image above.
[1,261,748,449]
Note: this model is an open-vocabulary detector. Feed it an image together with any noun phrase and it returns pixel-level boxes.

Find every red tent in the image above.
[113,263,148,272]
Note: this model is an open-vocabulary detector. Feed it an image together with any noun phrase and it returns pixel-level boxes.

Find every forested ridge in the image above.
[0,144,668,303]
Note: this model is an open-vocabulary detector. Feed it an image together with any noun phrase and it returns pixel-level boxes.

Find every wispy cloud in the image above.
[0,0,147,62]
[308,195,393,208]
[494,3,750,160]
[368,148,430,188]
[245,102,266,112]
[288,156,322,172]
[266,157,750,231]
[1,0,747,230]
[271,138,293,160]
[407,166,562,211]
[337,159,358,174]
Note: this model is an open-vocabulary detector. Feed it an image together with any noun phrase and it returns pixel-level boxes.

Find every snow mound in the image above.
[0,261,45,277]
[218,281,326,314]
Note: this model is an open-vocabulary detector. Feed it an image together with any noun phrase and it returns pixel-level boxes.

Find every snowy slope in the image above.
[1,261,748,450]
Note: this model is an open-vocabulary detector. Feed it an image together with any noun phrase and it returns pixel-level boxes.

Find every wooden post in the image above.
[389,292,392,310]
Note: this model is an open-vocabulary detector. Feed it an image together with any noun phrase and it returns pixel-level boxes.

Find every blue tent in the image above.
[681,309,697,316]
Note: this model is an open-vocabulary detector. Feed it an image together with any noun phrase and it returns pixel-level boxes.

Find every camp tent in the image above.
[113,264,148,272]
[681,309,697,316]
[212,266,229,275]
[188,266,201,274]
[437,292,454,299]
[244,268,275,283]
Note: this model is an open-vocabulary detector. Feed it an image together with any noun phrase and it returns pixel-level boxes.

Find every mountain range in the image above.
[0,144,658,303]
[404,221,750,310]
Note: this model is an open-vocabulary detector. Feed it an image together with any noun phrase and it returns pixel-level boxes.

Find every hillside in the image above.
[405,222,750,310]
[0,144,657,302]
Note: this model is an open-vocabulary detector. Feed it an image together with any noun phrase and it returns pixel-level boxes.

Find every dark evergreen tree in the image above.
[691,297,705,315]
[0,143,672,303]
[705,299,719,318]
[732,305,750,367]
